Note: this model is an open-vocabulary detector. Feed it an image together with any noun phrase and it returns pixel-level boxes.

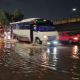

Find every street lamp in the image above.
[72,8,77,12]
[72,8,80,17]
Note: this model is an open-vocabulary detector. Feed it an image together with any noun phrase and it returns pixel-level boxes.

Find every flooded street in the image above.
[0,42,80,80]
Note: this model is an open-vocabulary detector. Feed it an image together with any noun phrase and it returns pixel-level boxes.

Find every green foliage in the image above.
[0,9,9,26]
[12,9,24,22]
[0,8,24,29]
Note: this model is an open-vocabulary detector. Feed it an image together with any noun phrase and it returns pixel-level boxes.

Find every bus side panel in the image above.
[13,29,30,41]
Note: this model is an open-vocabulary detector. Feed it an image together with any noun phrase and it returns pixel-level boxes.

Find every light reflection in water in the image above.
[0,38,4,49]
[71,45,79,59]
[0,41,4,56]
[71,60,80,80]
[0,41,80,80]
[4,42,12,49]
[47,47,58,70]
[53,47,57,60]
[41,51,49,66]
[71,45,80,80]
[0,41,4,49]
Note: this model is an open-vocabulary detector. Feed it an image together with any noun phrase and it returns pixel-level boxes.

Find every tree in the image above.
[0,9,9,26]
[12,9,24,22]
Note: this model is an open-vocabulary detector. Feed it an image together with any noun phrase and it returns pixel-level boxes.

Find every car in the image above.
[58,31,80,44]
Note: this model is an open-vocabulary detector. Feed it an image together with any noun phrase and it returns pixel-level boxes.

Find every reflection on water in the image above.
[70,45,80,80]
[47,47,58,70]
[0,42,4,49]
[71,60,80,80]
[47,45,80,80]
[71,45,79,59]
[0,42,80,80]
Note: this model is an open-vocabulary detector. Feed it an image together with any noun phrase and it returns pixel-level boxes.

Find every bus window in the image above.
[38,26,56,32]
[19,25,30,29]
[18,23,30,29]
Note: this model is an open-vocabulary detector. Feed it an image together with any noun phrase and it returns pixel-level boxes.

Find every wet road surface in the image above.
[0,42,80,80]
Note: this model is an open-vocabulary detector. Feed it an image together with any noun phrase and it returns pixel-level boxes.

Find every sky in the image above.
[0,0,80,20]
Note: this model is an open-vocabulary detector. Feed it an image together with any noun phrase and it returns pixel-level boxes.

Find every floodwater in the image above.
[0,42,80,80]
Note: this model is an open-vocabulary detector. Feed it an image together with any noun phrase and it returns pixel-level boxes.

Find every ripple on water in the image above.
[0,44,80,80]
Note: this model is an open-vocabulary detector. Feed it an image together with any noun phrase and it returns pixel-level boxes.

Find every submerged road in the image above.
[0,42,80,80]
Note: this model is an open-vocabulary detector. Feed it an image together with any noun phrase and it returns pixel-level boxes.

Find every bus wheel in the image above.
[35,38,42,44]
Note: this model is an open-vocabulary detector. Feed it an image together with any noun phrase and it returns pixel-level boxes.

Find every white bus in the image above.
[10,18,59,45]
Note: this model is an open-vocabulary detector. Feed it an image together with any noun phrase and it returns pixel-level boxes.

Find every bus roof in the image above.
[10,18,40,24]
[21,18,40,22]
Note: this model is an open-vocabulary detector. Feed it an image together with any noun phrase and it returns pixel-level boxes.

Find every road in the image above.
[0,42,80,80]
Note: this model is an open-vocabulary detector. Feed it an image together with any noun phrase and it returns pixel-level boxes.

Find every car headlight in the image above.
[52,40,58,45]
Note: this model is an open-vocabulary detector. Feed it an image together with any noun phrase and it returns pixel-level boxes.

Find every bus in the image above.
[10,18,59,45]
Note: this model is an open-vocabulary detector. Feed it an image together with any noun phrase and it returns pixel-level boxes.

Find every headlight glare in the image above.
[53,40,58,44]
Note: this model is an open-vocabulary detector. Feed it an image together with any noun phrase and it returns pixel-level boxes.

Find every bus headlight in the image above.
[43,35,47,39]
[47,42,51,45]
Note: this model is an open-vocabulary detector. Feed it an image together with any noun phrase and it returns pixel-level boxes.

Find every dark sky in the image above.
[0,0,80,20]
